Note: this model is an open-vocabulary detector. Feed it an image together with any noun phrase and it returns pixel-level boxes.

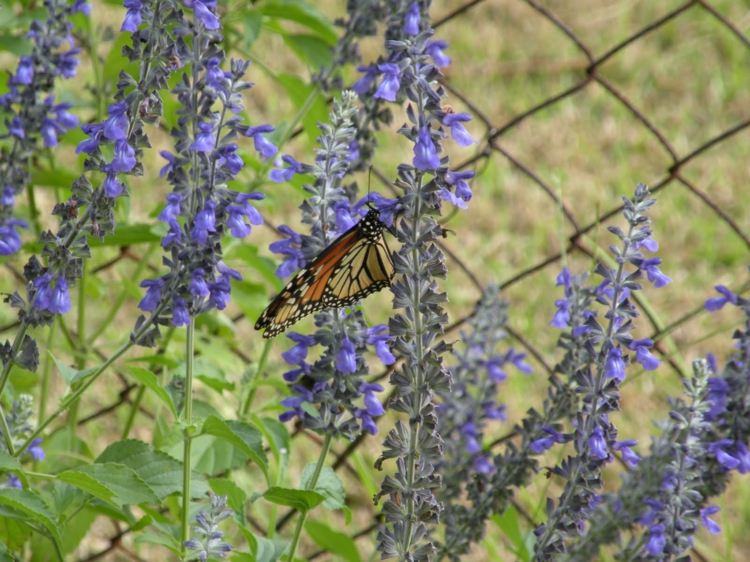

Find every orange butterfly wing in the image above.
[255,210,394,338]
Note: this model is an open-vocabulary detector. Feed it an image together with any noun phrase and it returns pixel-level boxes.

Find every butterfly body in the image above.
[255,209,394,338]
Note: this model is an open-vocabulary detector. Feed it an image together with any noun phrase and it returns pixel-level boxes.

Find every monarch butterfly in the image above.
[255,208,395,338]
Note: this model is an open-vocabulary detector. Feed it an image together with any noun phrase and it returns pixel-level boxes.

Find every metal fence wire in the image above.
[10,0,749,560]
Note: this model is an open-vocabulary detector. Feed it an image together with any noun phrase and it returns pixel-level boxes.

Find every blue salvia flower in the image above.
[436,288,533,549]
[183,494,233,561]
[437,271,594,560]
[534,184,668,559]
[564,359,718,561]
[0,0,85,256]
[371,2,476,559]
[1,0,184,376]
[131,1,274,345]
[274,91,394,440]
[699,282,750,481]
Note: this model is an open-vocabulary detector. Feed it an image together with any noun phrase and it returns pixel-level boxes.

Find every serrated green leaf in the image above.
[50,352,97,386]
[263,487,324,512]
[58,462,159,507]
[209,478,247,517]
[126,367,177,418]
[96,440,207,500]
[304,520,362,562]
[200,416,268,478]
[301,465,345,510]
[0,488,61,544]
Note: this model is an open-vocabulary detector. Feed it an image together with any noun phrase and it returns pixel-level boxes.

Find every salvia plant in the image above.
[1,1,749,561]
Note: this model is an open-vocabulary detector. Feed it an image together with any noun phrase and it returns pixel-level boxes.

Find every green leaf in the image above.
[30,167,77,190]
[57,462,159,507]
[275,73,328,143]
[492,507,531,561]
[209,478,247,517]
[263,487,325,512]
[200,416,268,478]
[0,488,61,544]
[96,440,207,500]
[226,245,283,291]
[301,465,345,510]
[0,451,26,488]
[126,367,177,418]
[282,33,333,70]
[89,223,162,247]
[251,415,289,464]
[259,0,337,44]
[305,520,362,562]
[50,352,98,386]
[238,527,287,562]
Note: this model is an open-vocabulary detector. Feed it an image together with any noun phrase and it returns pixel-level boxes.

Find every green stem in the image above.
[38,323,56,423]
[240,339,272,418]
[87,243,158,346]
[286,434,333,562]
[25,180,41,237]
[181,318,196,554]
[0,404,15,455]
[14,339,134,457]
[122,325,176,439]
[67,263,88,437]
[121,385,145,440]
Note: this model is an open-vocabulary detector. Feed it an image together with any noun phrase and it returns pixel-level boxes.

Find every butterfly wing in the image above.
[255,211,394,338]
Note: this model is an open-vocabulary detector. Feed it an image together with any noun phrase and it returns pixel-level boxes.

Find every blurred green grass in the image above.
[1,0,749,560]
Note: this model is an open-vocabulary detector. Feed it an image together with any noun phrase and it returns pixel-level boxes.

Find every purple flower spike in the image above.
[335,337,357,374]
[646,524,666,556]
[16,56,34,85]
[604,346,625,381]
[138,279,163,312]
[244,124,277,159]
[588,425,609,460]
[121,0,142,31]
[426,40,451,67]
[443,113,474,146]
[109,140,136,173]
[629,338,660,371]
[352,65,377,95]
[187,0,220,30]
[374,63,401,102]
[705,285,739,312]
[191,121,215,153]
[413,126,440,170]
[700,506,721,535]
[103,101,130,141]
[403,2,420,35]
[367,325,395,365]
[640,257,671,288]
[28,438,45,461]
[282,333,317,366]
[269,155,306,183]
[191,201,217,244]
[0,222,25,256]
[103,173,124,198]
[360,382,385,416]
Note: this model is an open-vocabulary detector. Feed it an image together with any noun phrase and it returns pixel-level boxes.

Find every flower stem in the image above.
[181,317,196,553]
[240,338,272,418]
[38,323,56,422]
[14,338,133,457]
[0,403,15,454]
[287,434,333,562]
